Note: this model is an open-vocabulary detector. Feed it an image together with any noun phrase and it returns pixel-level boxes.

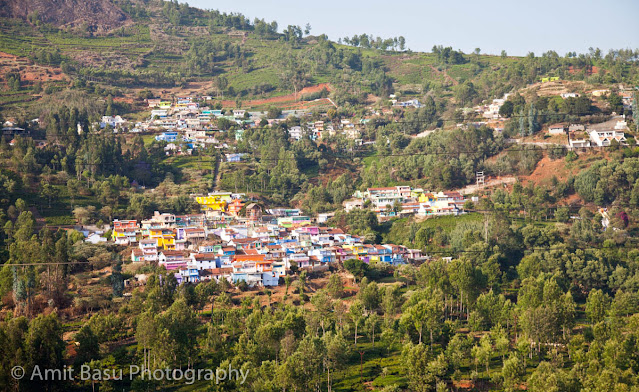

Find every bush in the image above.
[236,280,249,291]
[548,145,567,160]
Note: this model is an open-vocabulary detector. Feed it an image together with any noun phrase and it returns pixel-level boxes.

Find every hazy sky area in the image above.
[185,0,639,56]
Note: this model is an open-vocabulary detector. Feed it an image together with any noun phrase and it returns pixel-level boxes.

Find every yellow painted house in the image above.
[112,228,137,244]
[343,244,365,255]
[410,188,424,198]
[156,235,175,250]
[418,193,435,203]
[196,193,234,212]
[149,228,175,250]
[112,230,126,242]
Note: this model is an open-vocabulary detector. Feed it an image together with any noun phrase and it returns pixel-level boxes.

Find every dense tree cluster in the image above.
[218,125,326,202]
[26,48,63,66]
[432,46,467,65]
[342,34,407,51]
[361,125,505,190]
[185,38,247,75]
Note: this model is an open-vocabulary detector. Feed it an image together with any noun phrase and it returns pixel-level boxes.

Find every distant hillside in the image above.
[0,0,130,33]
[0,0,637,117]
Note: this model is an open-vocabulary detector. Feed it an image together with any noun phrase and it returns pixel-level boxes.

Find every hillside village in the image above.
[8,75,639,292]
[92,80,638,163]
[100,93,368,156]
[2,0,639,391]
[114,209,417,287]
[110,187,466,288]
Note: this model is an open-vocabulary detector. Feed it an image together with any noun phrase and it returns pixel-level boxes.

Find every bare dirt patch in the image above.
[0,51,67,85]
[71,51,137,71]
[221,83,332,107]
[521,156,571,186]
[520,80,587,97]
[453,176,517,195]
[568,65,600,76]
[521,152,609,187]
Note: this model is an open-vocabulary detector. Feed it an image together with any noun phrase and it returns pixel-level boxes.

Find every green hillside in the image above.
[2,2,639,392]
[1,0,638,116]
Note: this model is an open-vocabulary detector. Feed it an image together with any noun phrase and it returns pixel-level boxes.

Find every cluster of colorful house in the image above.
[112,204,421,286]
[344,186,467,219]
[98,94,375,155]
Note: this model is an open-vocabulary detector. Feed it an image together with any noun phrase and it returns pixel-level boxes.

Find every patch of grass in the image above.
[43,26,152,53]
[376,276,400,284]
[0,18,49,55]
[142,134,156,146]
[361,153,378,169]
[334,342,406,392]
[165,155,215,170]
[45,215,76,225]
[301,164,319,178]
[0,93,36,105]
[227,67,281,94]
[447,63,476,81]
[419,212,484,233]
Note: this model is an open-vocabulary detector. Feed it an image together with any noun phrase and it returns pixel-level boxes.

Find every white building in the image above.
[589,130,627,147]
[344,128,361,139]
[288,126,304,140]
[101,115,127,128]
[548,124,566,135]
[317,212,335,224]
[568,124,585,133]
[139,239,158,262]
[189,253,218,270]
[569,136,591,148]
[366,186,412,212]
[615,120,629,131]
[482,95,509,119]
[85,233,107,244]
[185,129,206,140]
[151,109,168,118]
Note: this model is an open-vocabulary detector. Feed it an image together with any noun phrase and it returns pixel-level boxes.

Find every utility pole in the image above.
[476,171,485,189]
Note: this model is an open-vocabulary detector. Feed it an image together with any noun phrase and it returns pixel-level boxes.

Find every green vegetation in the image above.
[1,0,637,117]
[0,1,638,391]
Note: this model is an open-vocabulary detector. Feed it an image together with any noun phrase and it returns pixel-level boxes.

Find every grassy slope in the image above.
[0,2,537,115]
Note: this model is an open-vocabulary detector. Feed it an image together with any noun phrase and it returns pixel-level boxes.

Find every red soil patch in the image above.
[521,156,571,185]
[20,67,66,83]
[0,51,67,84]
[285,97,335,110]
[568,65,600,76]
[66,342,78,359]
[453,380,474,389]
[522,151,611,188]
[0,52,17,60]
[559,193,582,206]
[365,94,379,104]
[221,83,332,107]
